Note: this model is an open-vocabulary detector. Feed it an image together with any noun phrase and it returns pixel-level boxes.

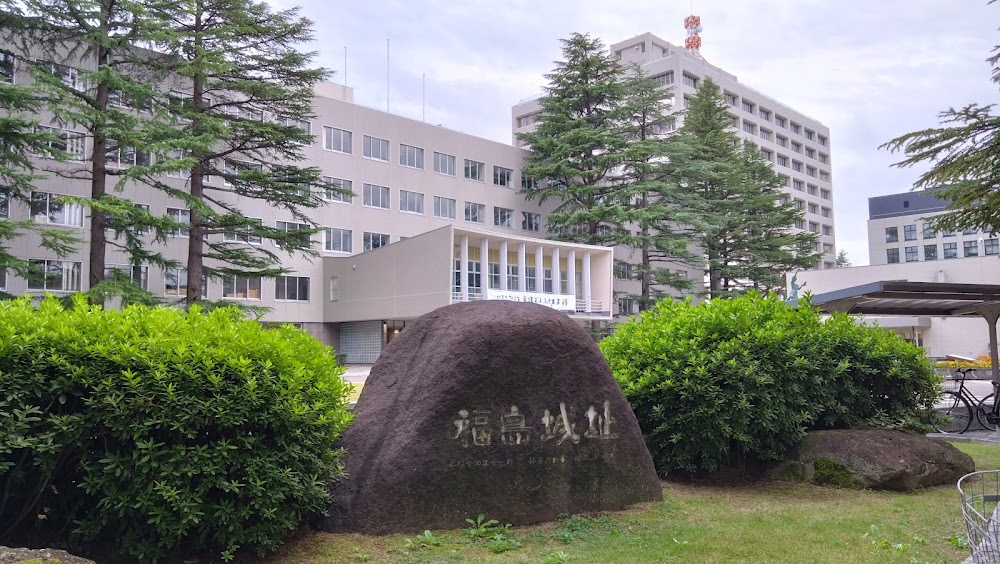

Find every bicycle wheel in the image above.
[977,394,997,431]
[934,390,972,434]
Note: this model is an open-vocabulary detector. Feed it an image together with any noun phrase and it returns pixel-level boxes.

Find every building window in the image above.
[506,264,519,290]
[464,159,485,181]
[759,108,772,122]
[493,166,513,188]
[274,220,311,249]
[808,221,819,233]
[886,248,900,264]
[821,207,832,218]
[683,96,691,109]
[805,129,815,141]
[362,183,390,210]
[223,275,262,300]
[805,147,816,159]
[922,224,936,239]
[791,141,802,154]
[324,227,352,253]
[794,219,805,230]
[323,177,352,203]
[223,218,263,245]
[655,71,674,86]
[363,231,389,251]
[399,190,424,214]
[761,149,773,162]
[903,224,917,241]
[27,259,81,291]
[807,184,818,196]
[823,243,834,254]
[818,153,829,164]
[820,189,831,200]
[329,276,339,301]
[275,276,310,302]
[323,126,352,153]
[525,265,536,292]
[105,264,149,290]
[944,242,958,259]
[759,128,773,142]
[521,174,539,190]
[822,225,833,236]
[742,122,756,135]
[986,239,1000,256]
[35,126,86,161]
[516,113,541,127]
[791,160,803,173]
[465,202,485,223]
[165,207,190,238]
[522,212,541,232]
[682,73,698,88]
[924,245,938,261]
[30,191,83,227]
[904,246,918,262]
[792,179,804,191]
[819,171,830,182]
[618,297,635,315]
[964,240,980,257]
[790,122,802,134]
[741,100,754,113]
[105,146,151,168]
[163,267,203,297]
[0,268,5,290]
[793,199,805,210]
[362,135,389,162]
[0,193,7,218]
[494,206,514,229]
[434,152,456,176]
[943,229,956,237]
[777,154,788,167]
[222,158,261,187]
[0,50,13,83]
[807,203,819,214]
[885,227,898,243]
[818,134,828,146]
[434,196,456,219]
[775,115,787,128]
[724,92,737,106]
[806,166,817,178]
[963,228,978,236]
[399,144,424,169]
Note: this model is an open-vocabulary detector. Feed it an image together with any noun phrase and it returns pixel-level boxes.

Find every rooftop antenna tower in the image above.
[684,13,703,58]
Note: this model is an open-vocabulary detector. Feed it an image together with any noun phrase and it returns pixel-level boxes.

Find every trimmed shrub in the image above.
[0,296,353,562]
[600,293,939,476]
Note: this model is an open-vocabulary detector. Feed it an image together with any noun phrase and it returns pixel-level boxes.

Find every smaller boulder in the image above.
[771,428,974,491]
[0,546,95,564]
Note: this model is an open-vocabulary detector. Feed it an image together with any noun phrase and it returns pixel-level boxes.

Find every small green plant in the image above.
[408,530,441,549]
[863,525,909,553]
[948,535,969,549]
[464,513,502,539]
[543,551,569,563]
[487,531,522,553]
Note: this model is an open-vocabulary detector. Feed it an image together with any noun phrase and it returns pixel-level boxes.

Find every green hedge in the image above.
[600,293,940,475]
[0,296,353,561]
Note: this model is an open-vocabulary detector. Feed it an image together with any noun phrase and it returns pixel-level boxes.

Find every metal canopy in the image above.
[790,280,1000,390]
[792,281,1000,317]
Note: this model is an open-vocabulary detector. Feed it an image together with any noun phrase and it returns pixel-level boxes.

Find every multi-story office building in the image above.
[0,64,614,362]
[513,32,837,310]
[792,189,995,358]
[868,190,998,266]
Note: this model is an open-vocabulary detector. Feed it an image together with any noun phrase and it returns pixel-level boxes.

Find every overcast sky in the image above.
[275,0,998,266]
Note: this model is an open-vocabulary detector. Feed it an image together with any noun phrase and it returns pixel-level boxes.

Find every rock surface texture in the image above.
[322,301,662,533]
[773,428,975,490]
[0,546,95,564]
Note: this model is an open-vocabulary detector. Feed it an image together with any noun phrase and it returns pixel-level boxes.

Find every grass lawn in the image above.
[260,441,997,563]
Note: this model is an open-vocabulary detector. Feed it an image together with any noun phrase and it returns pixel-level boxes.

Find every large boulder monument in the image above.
[322,300,662,533]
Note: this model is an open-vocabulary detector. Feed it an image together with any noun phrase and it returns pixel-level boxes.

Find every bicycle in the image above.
[935,364,1000,434]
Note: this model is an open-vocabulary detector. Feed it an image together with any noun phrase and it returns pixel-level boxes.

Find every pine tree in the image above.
[13,0,181,303]
[142,0,342,305]
[881,34,1000,234]
[669,78,818,298]
[517,33,632,246]
[836,249,851,268]
[616,65,698,309]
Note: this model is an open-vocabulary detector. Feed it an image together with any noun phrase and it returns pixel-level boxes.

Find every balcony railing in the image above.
[450,292,609,316]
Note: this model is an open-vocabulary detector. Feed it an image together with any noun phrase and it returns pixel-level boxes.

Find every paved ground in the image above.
[342,364,372,384]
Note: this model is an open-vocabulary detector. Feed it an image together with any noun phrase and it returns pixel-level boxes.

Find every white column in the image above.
[460,235,469,302]
[535,245,544,293]
[551,248,561,294]
[517,242,527,292]
[480,238,489,297]
[567,250,576,309]
[499,240,508,291]
[582,251,592,313]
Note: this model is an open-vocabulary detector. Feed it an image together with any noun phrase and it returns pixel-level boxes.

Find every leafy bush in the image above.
[600,292,940,475]
[0,296,352,562]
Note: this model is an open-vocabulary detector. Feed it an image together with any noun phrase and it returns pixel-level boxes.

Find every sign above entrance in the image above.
[486,289,576,312]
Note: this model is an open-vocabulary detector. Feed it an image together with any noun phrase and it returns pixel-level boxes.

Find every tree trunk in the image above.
[185,7,205,306]
[87,38,110,304]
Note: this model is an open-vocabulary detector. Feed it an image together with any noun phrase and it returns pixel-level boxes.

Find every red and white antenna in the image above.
[684,15,703,57]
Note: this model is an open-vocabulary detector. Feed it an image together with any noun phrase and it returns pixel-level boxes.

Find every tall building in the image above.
[512,31,837,310]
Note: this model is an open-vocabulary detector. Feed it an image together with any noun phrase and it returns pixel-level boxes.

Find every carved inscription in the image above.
[451,401,617,448]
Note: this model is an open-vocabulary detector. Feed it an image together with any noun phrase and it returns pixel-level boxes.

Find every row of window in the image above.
[779,196,833,219]
[0,259,313,301]
[322,127,534,189]
[886,239,1000,263]
[757,139,829,170]
[451,259,583,296]
[885,224,991,243]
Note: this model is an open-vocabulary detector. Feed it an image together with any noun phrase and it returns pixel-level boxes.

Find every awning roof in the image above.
[791,281,1000,317]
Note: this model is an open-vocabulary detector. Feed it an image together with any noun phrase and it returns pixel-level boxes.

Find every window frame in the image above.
[464,159,485,182]
[324,227,352,253]
[275,275,310,302]
[362,183,391,210]
[399,189,424,215]
[362,134,390,162]
[323,126,353,154]
[399,143,424,169]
